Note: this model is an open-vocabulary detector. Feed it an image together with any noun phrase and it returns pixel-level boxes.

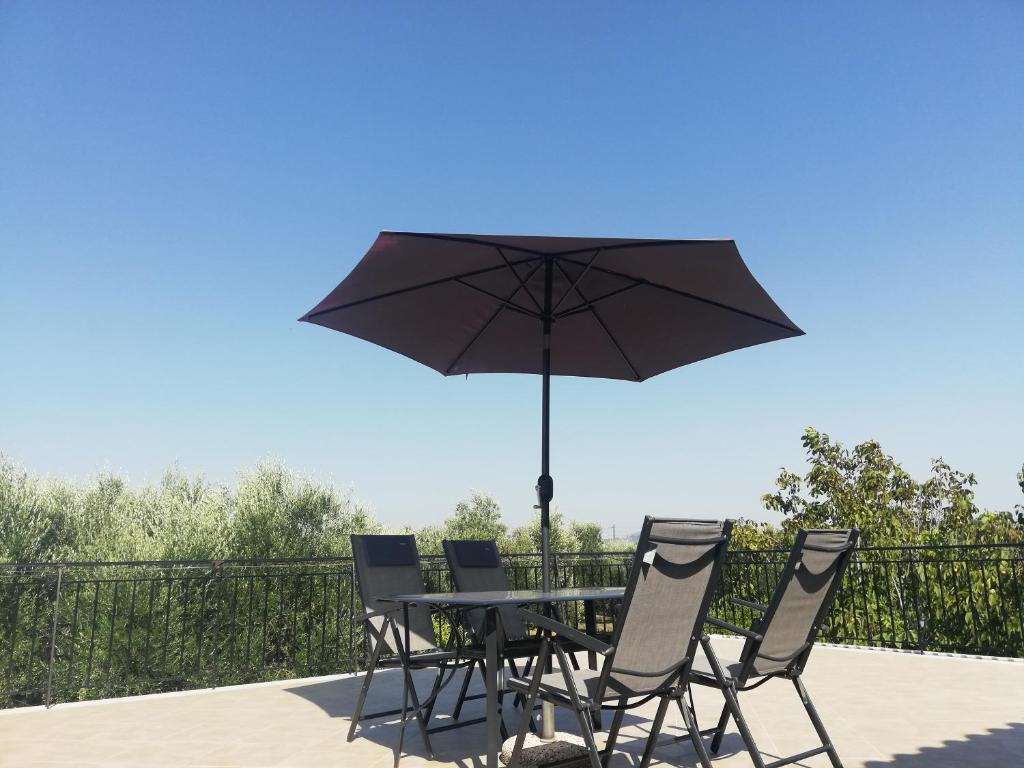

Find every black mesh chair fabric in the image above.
[605,519,728,696]
[351,534,438,655]
[749,529,856,677]
[442,539,530,643]
[450,540,501,568]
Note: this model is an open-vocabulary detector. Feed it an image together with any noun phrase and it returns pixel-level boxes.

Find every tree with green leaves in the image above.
[761,428,982,545]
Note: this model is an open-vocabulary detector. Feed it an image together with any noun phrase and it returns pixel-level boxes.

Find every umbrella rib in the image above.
[303,257,539,320]
[385,232,733,259]
[384,231,549,257]
[556,254,802,334]
[444,260,547,375]
[496,246,544,313]
[550,238,730,258]
[550,248,602,315]
[453,279,541,319]
[553,281,644,319]
[552,260,641,381]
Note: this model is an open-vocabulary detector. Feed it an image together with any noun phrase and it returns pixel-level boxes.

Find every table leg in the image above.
[583,601,598,670]
[485,606,499,768]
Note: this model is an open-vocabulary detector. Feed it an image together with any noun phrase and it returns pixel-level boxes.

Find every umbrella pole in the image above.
[538,256,554,593]
[540,357,551,592]
[538,256,559,743]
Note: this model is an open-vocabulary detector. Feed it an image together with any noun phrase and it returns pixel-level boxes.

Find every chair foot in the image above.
[639,697,670,768]
[601,702,626,768]
[452,659,476,721]
[677,697,713,768]
[793,676,844,768]
[709,700,730,754]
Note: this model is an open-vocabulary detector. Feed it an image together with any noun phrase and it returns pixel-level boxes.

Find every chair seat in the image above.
[403,649,458,666]
[462,637,542,659]
[507,666,662,706]
[462,634,607,660]
[507,668,604,706]
[689,653,747,684]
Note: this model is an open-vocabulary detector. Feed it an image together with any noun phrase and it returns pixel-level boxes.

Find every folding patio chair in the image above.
[659,528,859,768]
[348,534,479,763]
[442,539,584,727]
[443,540,538,720]
[506,517,734,768]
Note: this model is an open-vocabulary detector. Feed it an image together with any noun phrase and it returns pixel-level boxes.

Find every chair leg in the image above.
[509,640,550,768]
[405,667,434,759]
[638,696,670,768]
[709,701,731,754]
[452,659,476,721]
[509,692,538,768]
[794,676,844,768]
[550,606,581,671]
[677,697,713,768]
[507,656,526,709]
[422,664,445,726]
[348,632,384,741]
[551,640,601,768]
[518,656,538,732]
[570,704,604,768]
[479,659,509,740]
[722,683,767,768]
[395,662,411,768]
[506,657,535,732]
[601,700,627,768]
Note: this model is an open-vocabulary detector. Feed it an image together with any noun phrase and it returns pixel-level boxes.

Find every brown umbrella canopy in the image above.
[300,232,802,381]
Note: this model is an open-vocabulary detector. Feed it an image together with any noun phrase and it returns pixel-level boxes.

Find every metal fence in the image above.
[2,544,1021,709]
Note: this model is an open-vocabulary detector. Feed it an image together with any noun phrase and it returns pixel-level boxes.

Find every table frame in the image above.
[385,588,625,768]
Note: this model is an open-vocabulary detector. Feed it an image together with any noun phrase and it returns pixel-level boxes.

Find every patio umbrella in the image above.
[300,231,803,591]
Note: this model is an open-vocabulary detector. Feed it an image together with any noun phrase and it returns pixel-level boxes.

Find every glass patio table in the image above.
[384,587,626,768]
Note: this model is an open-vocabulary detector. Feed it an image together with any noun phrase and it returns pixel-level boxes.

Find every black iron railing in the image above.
[1,544,1021,709]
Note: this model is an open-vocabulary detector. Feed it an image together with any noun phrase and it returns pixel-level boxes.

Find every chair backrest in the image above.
[742,528,859,678]
[599,517,733,697]
[442,539,529,642]
[351,534,438,654]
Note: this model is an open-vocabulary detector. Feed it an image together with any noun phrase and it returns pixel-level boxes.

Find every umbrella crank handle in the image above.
[535,474,553,509]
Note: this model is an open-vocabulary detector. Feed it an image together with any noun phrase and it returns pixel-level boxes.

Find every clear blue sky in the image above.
[2,2,1021,533]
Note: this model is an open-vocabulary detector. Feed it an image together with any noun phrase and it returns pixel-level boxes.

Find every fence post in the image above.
[349,561,359,674]
[45,565,64,709]
[211,560,223,689]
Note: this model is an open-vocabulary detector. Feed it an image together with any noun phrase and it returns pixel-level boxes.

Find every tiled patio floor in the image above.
[1,637,1021,768]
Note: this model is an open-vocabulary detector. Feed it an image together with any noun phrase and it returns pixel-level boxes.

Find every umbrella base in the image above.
[499,731,599,767]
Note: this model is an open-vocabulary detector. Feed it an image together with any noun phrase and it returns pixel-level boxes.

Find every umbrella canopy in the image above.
[300,231,803,588]
[301,232,802,381]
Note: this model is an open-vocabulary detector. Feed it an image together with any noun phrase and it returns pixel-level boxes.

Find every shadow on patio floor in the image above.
[283,667,744,768]
[861,722,1024,768]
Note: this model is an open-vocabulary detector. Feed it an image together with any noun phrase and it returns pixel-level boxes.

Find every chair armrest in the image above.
[354,605,403,623]
[706,616,763,641]
[730,597,768,613]
[519,609,613,656]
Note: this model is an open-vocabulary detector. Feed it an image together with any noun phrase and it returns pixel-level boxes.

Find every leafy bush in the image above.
[0,456,611,563]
